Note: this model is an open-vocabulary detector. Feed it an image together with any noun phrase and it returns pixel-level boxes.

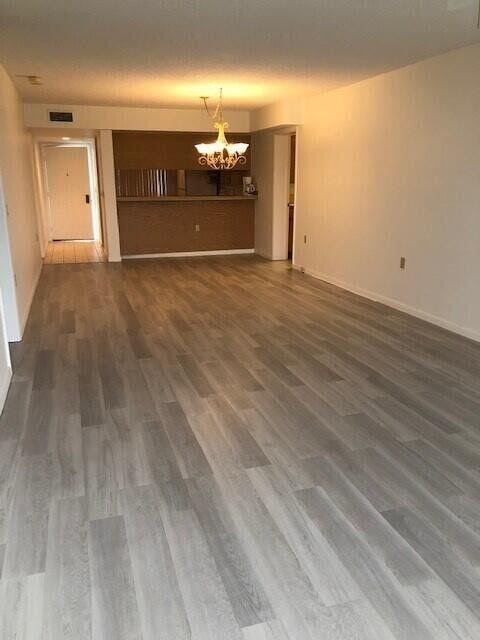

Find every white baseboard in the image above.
[294,263,480,344]
[0,365,12,415]
[122,249,255,259]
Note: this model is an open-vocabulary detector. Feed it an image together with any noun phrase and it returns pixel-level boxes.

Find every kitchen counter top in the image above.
[117,195,257,202]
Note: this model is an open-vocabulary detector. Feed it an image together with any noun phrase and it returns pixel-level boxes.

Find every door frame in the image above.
[271,125,298,261]
[36,138,102,248]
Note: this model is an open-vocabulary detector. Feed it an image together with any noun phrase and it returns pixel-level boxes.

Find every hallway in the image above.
[43,240,105,264]
[2,256,480,639]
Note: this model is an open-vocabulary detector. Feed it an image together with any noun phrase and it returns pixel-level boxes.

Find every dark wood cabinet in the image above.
[113,131,251,171]
[117,199,255,256]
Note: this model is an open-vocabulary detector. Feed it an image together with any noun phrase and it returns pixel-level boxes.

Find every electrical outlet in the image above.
[400,256,406,270]
[195,224,200,232]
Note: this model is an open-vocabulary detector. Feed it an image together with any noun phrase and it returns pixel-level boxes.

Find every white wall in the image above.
[253,129,294,260]
[0,64,42,341]
[0,173,18,341]
[251,110,300,270]
[291,42,480,341]
[97,130,121,261]
[252,131,275,258]
[24,102,250,133]
[0,286,12,414]
[32,141,49,256]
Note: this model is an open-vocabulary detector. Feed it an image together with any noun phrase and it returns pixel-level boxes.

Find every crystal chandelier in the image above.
[195,89,249,170]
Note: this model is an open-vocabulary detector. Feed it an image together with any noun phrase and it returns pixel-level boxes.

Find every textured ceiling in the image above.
[1,0,480,110]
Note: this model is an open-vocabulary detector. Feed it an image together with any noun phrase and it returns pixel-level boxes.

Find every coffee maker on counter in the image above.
[242,176,257,195]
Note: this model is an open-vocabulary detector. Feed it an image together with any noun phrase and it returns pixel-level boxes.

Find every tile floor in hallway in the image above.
[2,255,480,639]
[43,240,105,264]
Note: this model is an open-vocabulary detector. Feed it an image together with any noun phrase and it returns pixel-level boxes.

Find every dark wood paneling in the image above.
[118,200,254,255]
[290,134,296,183]
[288,205,294,259]
[113,131,251,171]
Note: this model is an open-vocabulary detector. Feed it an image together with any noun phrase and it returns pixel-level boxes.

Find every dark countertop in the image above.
[117,195,257,202]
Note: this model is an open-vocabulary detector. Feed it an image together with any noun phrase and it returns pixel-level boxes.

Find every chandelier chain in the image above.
[202,88,224,124]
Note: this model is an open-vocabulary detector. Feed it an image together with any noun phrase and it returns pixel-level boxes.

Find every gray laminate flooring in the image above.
[1,255,480,639]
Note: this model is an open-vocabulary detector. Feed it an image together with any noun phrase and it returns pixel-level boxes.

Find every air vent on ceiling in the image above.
[16,74,42,85]
[48,111,74,123]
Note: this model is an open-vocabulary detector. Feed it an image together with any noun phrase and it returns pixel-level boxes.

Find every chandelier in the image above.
[195,89,249,170]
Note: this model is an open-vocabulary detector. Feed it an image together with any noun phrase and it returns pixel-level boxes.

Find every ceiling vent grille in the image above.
[48,111,74,123]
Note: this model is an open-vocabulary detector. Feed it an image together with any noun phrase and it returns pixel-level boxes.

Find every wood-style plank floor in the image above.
[2,255,480,639]
[44,240,105,264]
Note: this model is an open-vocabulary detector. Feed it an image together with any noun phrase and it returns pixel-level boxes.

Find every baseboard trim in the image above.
[0,366,12,415]
[122,249,255,259]
[294,264,480,344]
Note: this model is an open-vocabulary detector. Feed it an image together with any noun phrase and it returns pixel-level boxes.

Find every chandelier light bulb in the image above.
[195,89,249,170]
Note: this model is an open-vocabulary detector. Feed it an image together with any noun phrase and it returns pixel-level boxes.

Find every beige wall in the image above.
[0,64,42,341]
[292,42,480,341]
[0,286,12,413]
[251,97,304,132]
[24,102,250,133]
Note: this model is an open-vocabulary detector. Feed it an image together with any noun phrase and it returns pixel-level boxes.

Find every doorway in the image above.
[288,134,296,260]
[37,139,103,262]
[44,145,94,240]
[268,126,297,261]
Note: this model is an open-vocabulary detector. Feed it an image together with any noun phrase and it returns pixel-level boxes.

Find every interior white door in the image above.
[44,146,94,240]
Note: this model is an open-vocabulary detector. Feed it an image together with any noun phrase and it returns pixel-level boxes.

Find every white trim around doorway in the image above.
[34,137,103,253]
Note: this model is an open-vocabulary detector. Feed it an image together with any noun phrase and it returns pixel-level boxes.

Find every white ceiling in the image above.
[1,0,480,110]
